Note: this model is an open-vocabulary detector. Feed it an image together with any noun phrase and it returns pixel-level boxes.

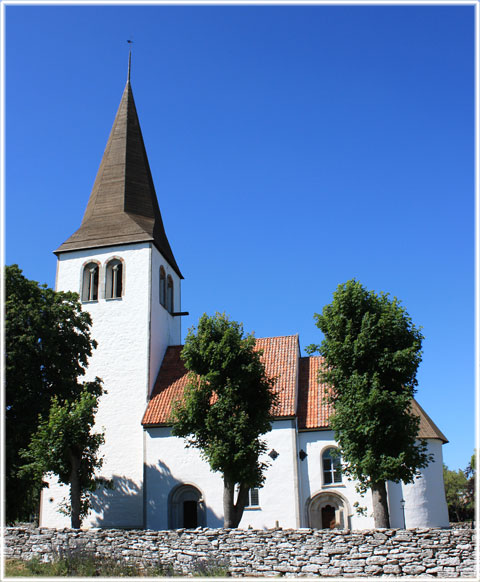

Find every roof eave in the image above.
[54,239,184,279]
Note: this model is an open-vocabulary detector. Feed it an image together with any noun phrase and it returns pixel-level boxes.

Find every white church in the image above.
[39,66,450,531]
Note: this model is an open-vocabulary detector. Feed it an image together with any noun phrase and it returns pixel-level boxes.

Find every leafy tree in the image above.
[464,453,475,519]
[306,279,430,528]
[443,453,475,523]
[171,313,277,528]
[19,381,107,528]
[443,464,469,522]
[5,264,98,523]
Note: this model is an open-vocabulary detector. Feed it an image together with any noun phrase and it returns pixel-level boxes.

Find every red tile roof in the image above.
[256,335,298,418]
[142,345,188,426]
[142,335,299,426]
[296,356,447,442]
[297,356,332,430]
[142,336,448,443]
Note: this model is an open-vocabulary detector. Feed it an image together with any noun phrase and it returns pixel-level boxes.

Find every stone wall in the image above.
[4,526,476,577]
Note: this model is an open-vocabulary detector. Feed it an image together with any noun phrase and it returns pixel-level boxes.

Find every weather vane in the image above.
[127,39,133,82]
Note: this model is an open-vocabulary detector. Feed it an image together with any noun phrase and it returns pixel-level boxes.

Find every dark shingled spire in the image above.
[55,74,183,279]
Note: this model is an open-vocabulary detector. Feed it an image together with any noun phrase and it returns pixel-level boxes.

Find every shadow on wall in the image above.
[89,462,222,529]
[89,474,143,527]
[146,460,223,529]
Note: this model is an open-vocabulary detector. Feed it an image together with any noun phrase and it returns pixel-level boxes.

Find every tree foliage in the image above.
[171,313,277,527]
[20,382,107,528]
[464,453,475,517]
[443,454,475,523]
[307,279,430,527]
[5,264,98,523]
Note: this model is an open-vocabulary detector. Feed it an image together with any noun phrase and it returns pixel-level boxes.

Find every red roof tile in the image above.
[297,356,332,430]
[142,338,447,443]
[142,335,299,426]
[255,335,298,418]
[296,356,447,442]
[142,346,189,426]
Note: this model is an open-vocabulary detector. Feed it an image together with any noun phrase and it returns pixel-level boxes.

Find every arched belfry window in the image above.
[159,266,166,307]
[82,262,99,302]
[322,448,342,485]
[105,259,123,299]
[167,275,174,313]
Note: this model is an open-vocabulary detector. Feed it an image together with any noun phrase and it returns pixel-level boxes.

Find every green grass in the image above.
[5,551,229,577]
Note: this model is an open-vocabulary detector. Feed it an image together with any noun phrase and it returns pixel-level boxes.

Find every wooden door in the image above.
[322,504,336,529]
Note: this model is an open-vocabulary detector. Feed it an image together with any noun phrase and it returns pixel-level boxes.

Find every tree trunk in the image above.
[69,452,82,529]
[371,481,390,528]
[223,476,249,528]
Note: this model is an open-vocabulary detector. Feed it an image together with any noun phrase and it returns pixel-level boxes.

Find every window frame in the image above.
[81,261,100,303]
[166,275,174,313]
[244,488,260,509]
[105,257,124,300]
[159,266,166,307]
[322,447,343,486]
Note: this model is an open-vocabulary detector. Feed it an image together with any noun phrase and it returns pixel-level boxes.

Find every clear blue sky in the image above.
[5,3,475,472]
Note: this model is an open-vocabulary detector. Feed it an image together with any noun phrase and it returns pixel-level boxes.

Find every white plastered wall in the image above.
[298,430,375,529]
[149,247,181,394]
[145,419,300,530]
[40,243,155,528]
[298,432,448,530]
[145,426,223,530]
[240,419,300,529]
[388,439,449,528]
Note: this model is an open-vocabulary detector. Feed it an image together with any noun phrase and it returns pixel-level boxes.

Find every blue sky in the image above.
[5,3,475,472]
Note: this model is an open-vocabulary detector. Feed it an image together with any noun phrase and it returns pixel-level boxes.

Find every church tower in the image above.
[39,58,183,528]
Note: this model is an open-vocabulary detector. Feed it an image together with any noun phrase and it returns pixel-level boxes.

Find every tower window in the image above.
[105,259,123,299]
[167,275,174,313]
[322,448,342,485]
[82,262,99,302]
[160,266,166,307]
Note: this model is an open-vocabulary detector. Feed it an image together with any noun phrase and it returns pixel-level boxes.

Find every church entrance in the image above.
[183,500,198,528]
[308,493,349,529]
[321,504,336,529]
[168,484,205,529]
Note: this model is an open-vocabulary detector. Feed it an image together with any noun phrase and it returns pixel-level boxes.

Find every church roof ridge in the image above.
[255,333,299,340]
[55,75,183,278]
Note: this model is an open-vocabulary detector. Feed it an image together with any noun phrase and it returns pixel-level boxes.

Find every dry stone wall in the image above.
[4,526,476,577]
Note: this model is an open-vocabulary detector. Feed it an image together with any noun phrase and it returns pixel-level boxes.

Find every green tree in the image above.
[171,313,277,528]
[5,264,98,523]
[307,280,430,528]
[443,464,469,522]
[464,453,475,519]
[19,382,107,529]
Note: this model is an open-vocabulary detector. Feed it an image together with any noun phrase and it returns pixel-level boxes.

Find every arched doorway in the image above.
[308,492,349,529]
[168,484,206,529]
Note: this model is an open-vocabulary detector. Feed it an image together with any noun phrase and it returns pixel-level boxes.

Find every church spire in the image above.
[55,71,182,279]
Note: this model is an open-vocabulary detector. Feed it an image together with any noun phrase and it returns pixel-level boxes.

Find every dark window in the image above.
[105,259,123,299]
[322,448,342,485]
[82,263,99,302]
[160,266,166,306]
[245,488,260,507]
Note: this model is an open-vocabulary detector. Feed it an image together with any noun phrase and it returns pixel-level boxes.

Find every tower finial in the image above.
[127,40,133,83]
